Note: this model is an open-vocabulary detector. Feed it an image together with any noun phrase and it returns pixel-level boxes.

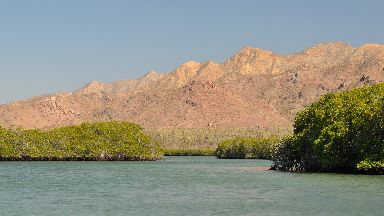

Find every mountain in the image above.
[1,42,384,135]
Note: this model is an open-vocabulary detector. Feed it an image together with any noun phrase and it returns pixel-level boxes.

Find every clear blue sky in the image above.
[1,0,383,104]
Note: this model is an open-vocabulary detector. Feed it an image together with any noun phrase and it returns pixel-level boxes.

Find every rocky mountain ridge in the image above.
[1,41,383,134]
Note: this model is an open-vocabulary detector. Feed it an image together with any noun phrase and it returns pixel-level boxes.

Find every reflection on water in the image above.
[0,156,383,216]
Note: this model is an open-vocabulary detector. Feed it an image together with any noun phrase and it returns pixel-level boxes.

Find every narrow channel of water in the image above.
[0,156,383,215]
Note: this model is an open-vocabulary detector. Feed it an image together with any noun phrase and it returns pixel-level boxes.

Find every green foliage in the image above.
[164,148,215,156]
[0,121,163,161]
[356,159,384,174]
[216,137,279,159]
[272,83,384,174]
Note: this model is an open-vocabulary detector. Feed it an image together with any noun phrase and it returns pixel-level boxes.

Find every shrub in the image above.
[272,83,384,174]
[216,137,279,159]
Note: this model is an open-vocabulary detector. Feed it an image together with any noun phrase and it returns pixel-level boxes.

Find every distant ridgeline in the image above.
[0,121,163,161]
[272,83,384,174]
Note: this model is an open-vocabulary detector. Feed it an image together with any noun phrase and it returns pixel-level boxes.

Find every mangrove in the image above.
[0,121,163,161]
[272,83,384,174]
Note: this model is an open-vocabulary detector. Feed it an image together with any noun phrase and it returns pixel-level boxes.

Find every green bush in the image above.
[216,137,279,159]
[0,121,163,161]
[272,83,384,174]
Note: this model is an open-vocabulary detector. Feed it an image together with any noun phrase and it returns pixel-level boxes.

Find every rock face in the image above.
[1,42,384,134]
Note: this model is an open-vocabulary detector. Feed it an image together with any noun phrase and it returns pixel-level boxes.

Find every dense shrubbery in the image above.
[0,121,163,161]
[215,137,279,159]
[272,83,384,174]
[164,148,215,156]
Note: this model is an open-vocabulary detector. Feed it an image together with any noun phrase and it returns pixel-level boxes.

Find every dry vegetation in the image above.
[146,127,282,150]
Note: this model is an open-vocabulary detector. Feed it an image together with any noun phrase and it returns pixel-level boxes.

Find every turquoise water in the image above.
[0,156,383,216]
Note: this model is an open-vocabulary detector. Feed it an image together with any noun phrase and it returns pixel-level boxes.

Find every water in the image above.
[0,156,383,216]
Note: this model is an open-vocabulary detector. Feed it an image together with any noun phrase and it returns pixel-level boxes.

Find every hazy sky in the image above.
[1,0,383,104]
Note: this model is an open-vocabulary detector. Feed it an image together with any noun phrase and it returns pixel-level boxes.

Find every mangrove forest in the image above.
[0,121,163,161]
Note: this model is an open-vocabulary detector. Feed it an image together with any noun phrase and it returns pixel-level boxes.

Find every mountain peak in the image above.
[223,46,276,75]
[137,70,164,86]
[302,41,353,54]
[77,80,107,94]
[240,46,272,53]
[179,60,200,68]
[142,70,161,79]
[225,46,275,64]
[359,43,384,49]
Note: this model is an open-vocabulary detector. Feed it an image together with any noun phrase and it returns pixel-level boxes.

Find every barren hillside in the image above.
[1,42,383,135]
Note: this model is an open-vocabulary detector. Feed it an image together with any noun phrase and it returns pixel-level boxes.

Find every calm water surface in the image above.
[0,156,383,216]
